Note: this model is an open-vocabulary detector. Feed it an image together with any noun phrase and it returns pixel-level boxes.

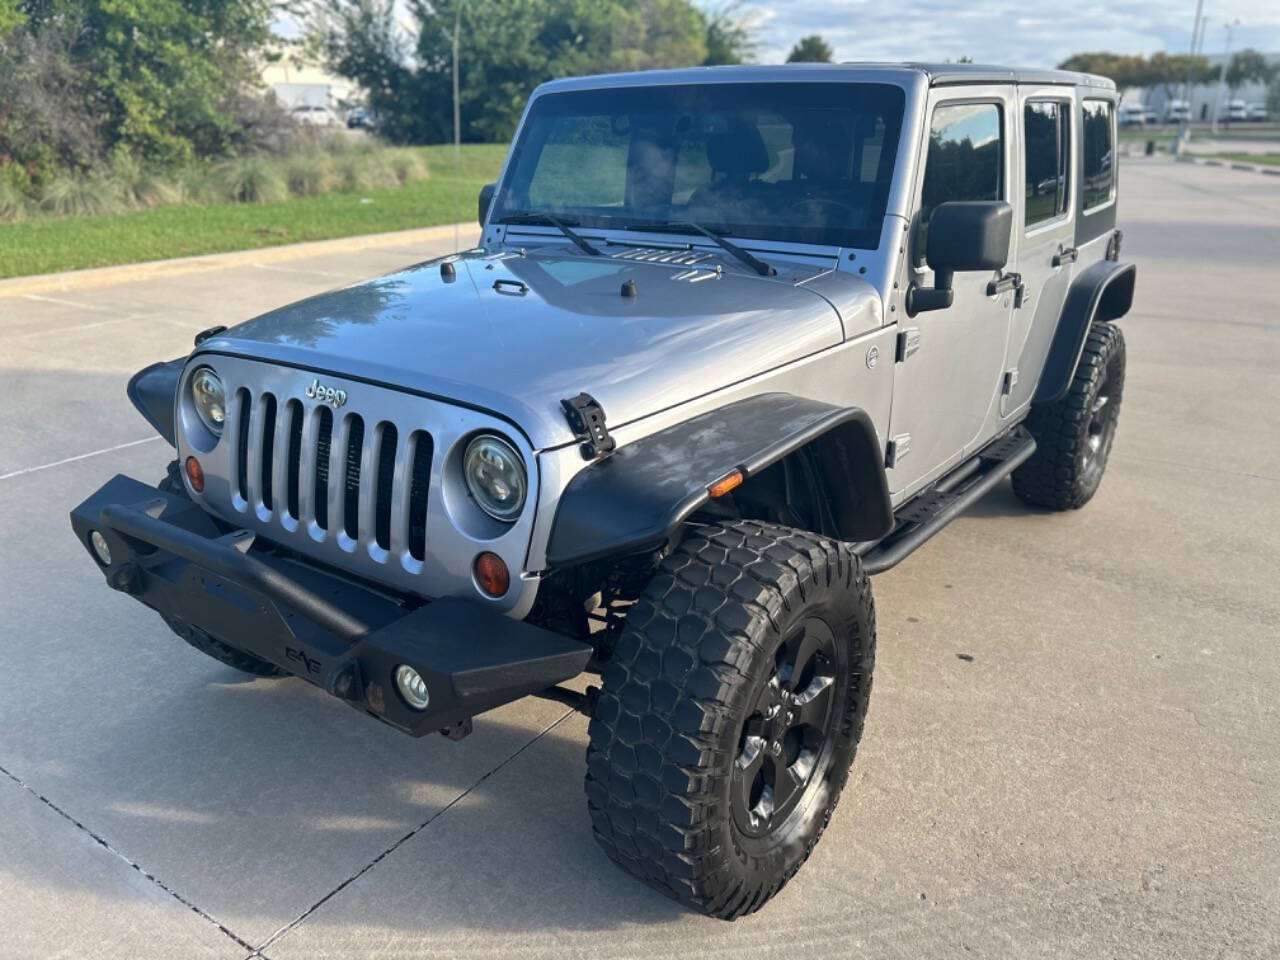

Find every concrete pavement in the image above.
[1,159,1277,958]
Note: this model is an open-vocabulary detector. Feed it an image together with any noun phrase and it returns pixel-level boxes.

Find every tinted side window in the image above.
[1024,100,1071,226]
[1081,100,1114,210]
[917,102,1003,262]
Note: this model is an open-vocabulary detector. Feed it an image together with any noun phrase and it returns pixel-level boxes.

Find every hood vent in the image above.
[610,246,716,266]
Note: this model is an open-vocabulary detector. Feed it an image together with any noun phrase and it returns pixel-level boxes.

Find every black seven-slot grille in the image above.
[231,388,433,562]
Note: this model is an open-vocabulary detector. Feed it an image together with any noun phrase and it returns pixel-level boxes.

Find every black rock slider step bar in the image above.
[858,426,1036,575]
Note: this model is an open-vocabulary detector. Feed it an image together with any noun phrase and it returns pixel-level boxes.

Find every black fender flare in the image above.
[1035,260,1136,404]
[127,358,184,446]
[544,393,893,567]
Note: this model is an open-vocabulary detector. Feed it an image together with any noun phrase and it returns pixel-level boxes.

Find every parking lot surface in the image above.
[1,159,1277,959]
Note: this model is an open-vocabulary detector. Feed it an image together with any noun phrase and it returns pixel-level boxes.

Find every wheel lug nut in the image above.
[770,740,781,755]
[786,711,795,723]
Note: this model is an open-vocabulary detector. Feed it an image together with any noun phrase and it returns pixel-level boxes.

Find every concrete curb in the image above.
[1173,154,1280,177]
[0,221,479,299]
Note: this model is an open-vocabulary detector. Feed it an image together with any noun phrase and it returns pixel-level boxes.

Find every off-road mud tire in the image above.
[585,520,875,919]
[1013,321,1126,510]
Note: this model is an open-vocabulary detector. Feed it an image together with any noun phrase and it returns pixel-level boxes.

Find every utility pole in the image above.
[452,2,462,149]
[1178,0,1204,146]
[1211,20,1241,135]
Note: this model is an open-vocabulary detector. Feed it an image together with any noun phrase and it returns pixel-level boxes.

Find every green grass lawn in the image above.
[0,144,507,280]
[1211,152,1280,167]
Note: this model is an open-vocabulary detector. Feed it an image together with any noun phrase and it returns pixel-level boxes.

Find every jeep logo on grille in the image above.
[304,378,347,407]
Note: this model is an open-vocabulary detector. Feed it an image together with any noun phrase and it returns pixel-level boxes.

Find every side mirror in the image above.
[907,201,1013,316]
[478,182,496,228]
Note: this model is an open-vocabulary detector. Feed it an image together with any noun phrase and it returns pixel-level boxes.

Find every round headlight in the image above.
[463,435,527,521]
[190,367,226,436]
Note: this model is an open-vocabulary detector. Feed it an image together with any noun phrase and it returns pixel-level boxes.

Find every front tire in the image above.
[585,520,875,919]
[1013,321,1126,510]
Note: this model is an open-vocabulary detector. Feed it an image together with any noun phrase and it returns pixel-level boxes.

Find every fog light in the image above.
[185,456,204,493]
[473,551,509,598]
[89,530,112,566]
[395,665,430,710]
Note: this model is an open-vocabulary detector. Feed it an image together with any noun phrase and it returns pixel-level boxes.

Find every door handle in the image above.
[987,272,1026,308]
[492,279,528,296]
[986,271,1022,297]
[1052,246,1078,267]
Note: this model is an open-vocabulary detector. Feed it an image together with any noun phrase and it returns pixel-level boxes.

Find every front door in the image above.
[886,87,1016,497]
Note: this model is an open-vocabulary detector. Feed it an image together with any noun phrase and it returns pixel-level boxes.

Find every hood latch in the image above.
[561,393,616,460]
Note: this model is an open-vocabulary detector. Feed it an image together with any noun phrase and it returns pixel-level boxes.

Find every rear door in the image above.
[1001,88,1077,419]
[886,86,1016,497]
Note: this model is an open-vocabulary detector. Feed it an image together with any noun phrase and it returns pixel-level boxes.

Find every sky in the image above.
[731,0,1280,67]
[278,1,1280,67]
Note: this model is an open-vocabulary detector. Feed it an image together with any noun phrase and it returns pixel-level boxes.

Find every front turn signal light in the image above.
[185,456,205,493]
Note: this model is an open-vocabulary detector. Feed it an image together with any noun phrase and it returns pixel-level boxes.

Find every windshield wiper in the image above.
[624,220,776,277]
[498,211,602,257]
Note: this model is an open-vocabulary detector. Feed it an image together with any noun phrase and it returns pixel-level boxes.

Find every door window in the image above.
[1024,100,1071,227]
[1081,100,1115,210]
[916,102,1003,262]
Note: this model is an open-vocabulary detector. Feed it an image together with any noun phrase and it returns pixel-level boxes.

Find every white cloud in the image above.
[731,0,1280,67]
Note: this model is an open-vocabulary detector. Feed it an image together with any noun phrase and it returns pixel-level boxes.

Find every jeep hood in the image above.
[198,248,882,449]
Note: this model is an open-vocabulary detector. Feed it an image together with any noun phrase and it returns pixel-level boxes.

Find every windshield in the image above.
[493,82,906,250]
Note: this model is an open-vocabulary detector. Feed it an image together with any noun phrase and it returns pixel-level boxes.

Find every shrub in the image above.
[211,156,288,204]
[388,148,427,185]
[0,178,29,222]
[283,151,335,197]
[332,150,400,193]
[110,150,180,208]
[38,173,124,217]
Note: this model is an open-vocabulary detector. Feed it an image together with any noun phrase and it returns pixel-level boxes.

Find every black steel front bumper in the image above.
[70,475,591,737]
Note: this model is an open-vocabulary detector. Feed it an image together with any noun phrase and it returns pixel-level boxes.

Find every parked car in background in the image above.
[1118,104,1145,128]
[1246,103,1269,122]
[1219,100,1249,124]
[346,107,378,131]
[291,104,338,128]
[1164,100,1190,123]
[1144,107,1160,125]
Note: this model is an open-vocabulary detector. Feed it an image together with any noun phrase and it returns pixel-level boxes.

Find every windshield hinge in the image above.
[896,327,921,362]
[561,393,616,460]
[885,433,911,469]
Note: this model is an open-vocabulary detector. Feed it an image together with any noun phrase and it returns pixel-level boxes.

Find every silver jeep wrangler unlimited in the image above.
[72,63,1135,918]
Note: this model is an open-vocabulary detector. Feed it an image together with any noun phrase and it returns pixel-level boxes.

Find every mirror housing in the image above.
[478,182,496,228]
[907,201,1013,316]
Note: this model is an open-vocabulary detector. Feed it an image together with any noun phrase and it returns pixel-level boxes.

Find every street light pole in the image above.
[1211,19,1241,135]
[1179,0,1205,145]
[452,2,462,149]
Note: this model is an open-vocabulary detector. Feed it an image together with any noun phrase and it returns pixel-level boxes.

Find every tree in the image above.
[1057,52,1163,100]
[0,10,103,173]
[786,34,832,64]
[701,1,755,65]
[1225,48,1274,95]
[312,0,727,144]
[0,3,25,38]
[3,0,275,164]
[1144,51,1214,102]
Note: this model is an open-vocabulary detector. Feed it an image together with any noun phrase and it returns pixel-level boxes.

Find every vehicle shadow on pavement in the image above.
[962,480,1042,520]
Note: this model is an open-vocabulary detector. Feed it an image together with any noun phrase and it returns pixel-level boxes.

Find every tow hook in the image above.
[326,660,364,702]
[440,718,473,741]
[107,562,140,595]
